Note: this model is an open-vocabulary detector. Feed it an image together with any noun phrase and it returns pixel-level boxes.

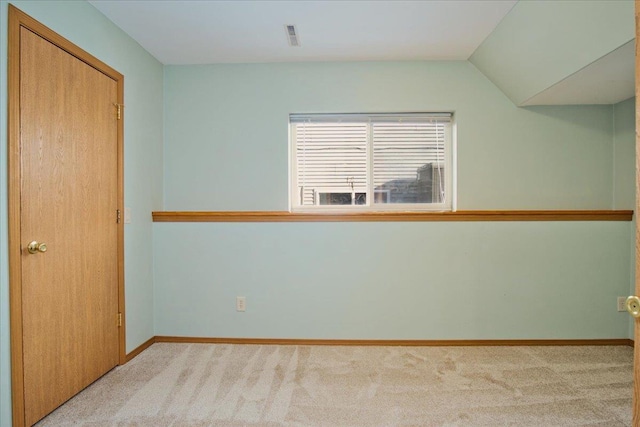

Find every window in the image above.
[290,113,454,211]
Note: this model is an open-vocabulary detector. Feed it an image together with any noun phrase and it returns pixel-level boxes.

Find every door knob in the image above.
[626,296,640,318]
[27,241,47,254]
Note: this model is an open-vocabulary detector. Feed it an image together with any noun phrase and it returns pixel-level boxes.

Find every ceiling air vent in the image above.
[285,25,300,47]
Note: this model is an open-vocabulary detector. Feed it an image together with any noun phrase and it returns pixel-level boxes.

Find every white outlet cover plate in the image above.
[236,296,246,312]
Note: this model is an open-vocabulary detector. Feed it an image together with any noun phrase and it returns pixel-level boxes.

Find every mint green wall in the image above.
[614,97,635,210]
[154,221,630,340]
[164,61,613,210]
[470,0,634,106]
[0,1,163,424]
[613,97,636,339]
[158,61,631,342]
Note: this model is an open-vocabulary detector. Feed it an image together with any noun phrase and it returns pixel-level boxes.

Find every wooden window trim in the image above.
[152,210,633,223]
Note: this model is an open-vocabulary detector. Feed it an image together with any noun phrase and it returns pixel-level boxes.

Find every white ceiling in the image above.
[89,0,635,105]
[89,0,518,65]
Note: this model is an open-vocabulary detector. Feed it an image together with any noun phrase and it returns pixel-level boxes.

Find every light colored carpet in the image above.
[36,343,633,426]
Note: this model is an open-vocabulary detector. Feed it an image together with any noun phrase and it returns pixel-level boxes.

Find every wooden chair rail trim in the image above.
[152,210,633,223]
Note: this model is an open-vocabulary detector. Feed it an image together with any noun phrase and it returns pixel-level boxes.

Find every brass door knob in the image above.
[27,241,47,254]
[626,296,640,318]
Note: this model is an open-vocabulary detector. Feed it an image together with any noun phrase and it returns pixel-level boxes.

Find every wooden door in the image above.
[635,2,640,425]
[8,6,125,426]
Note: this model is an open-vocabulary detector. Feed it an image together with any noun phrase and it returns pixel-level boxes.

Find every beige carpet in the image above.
[36,343,633,426]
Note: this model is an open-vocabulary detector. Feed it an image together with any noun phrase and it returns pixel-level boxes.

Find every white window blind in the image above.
[291,113,453,210]
[372,118,447,204]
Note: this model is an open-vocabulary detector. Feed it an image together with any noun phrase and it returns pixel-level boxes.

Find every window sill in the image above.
[151,210,633,222]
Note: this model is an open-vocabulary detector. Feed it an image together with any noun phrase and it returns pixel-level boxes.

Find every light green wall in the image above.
[164,61,614,210]
[470,0,634,106]
[614,97,635,210]
[154,221,631,339]
[0,1,164,424]
[158,61,631,342]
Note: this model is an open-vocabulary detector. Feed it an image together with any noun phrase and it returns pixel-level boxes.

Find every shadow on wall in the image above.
[522,104,617,132]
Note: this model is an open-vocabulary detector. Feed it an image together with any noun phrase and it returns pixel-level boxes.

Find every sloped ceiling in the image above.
[521,41,635,106]
[469,0,635,106]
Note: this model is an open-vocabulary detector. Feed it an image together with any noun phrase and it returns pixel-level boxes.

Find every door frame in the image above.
[635,1,640,425]
[7,5,125,426]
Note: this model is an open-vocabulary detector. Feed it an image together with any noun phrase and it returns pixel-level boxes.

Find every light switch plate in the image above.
[124,207,131,224]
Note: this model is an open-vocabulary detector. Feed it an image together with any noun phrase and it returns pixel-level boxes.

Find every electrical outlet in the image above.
[236,296,246,312]
[617,296,626,312]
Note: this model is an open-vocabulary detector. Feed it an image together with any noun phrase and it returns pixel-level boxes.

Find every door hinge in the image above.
[118,312,123,327]
[117,209,121,223]
[113,103,124,120]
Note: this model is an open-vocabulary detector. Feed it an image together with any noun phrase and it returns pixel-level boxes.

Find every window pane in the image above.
[295,122,368,206]
[372,122,446,204]
[318,192,366,205]
[291,113,452,211]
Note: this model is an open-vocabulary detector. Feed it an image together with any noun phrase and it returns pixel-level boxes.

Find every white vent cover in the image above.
[285,24,300,47]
